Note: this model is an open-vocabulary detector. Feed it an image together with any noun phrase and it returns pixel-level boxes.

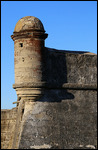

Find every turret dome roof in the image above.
[14,16,45,32]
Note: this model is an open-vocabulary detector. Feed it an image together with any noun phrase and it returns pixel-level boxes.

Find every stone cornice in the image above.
[13,83,97,90]
[11,30,48,41]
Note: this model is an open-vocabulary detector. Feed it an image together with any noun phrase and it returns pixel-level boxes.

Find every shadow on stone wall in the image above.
[37,47,75,102]
[37,89,74,102]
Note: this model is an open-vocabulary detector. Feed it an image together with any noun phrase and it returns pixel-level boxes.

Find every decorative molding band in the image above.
[13,83,97,90]
[11,30,48,41]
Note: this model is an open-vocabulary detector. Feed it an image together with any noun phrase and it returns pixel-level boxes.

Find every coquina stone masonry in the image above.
[11,16,48,149]
[11,16,48,102]
[1,16,97,149]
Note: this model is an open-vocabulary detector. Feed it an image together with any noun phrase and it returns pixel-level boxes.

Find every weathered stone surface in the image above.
[14,16,45,32]
[18,90,97,149]
[1,108,17,149]
[41,47,97,86]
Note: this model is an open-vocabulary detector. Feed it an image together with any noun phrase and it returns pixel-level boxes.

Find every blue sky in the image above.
[1,1,97,109]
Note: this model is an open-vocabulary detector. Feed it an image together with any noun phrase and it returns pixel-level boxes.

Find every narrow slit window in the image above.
[19,43,23,47]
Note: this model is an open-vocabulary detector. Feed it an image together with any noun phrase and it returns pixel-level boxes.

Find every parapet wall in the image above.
[1,108,17,149]
[41,47,97,86]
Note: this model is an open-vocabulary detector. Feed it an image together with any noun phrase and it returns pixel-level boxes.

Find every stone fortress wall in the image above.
[1,16,97,149]
[1,108,17,149]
